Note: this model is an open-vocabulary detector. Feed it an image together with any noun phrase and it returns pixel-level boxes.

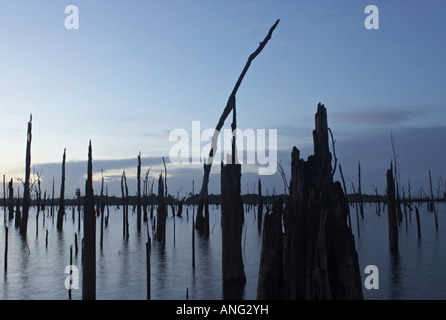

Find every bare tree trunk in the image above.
[20,115,32,236]
[15,189,21,228]
[137,153,142,232]
[257,179,263,232]
[280,104,363,300]
[57,148,66,231]
[257,199,283,299]
[121,171,126,238]
[3,175,6,223]
[358,161,364,219]
[8,179,14,220]
[156,174,167,244]
[415,206,421,238]
[221,162,245,285]
[83,141,96,300]
[4,226,8,272]
[387,163,398,255]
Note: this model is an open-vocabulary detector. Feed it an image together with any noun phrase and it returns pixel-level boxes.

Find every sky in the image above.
[0,0,446,199]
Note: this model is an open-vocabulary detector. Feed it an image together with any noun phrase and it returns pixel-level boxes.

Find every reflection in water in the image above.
[223,281,245,300]
[389,252,400,300]
[0,205,445,299]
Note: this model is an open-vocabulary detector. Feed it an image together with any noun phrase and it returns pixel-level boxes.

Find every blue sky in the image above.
[1,1,446,198]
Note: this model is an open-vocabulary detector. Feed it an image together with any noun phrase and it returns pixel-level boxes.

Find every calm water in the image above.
[0,203,445,300]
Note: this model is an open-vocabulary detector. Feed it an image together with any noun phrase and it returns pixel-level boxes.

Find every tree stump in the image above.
[386,163,398,255]
[257,199,283,300]
[221,162,246,285]
[258,103,363,300]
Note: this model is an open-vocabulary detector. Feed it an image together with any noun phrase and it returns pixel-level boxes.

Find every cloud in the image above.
[331,108,418,126]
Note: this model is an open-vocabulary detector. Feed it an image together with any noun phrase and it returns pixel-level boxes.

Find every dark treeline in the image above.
[1,192,444,208]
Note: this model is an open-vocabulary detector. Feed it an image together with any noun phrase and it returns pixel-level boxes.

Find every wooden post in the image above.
[57,148,66,231]
[20,114,32,236]
[82,141,96,300]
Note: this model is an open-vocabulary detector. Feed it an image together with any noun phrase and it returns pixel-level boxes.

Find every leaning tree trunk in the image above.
[195,19,280,235]
[83,141,96,300]
[20,115,32,236]
[57,148,66,231]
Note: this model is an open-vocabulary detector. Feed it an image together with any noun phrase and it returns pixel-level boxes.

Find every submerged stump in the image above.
[156,174,167,244]
[386,163,398,254]
[258,103,363,300]
[221,162,246,285]
[257,199,283,300]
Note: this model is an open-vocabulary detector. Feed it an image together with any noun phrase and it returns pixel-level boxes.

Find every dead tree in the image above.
[415,206,421,238]
[8,179,14,220]
[137,152,142,232]
[156,173,167,244]
[358,161,364,219]
[3,175,5,223]
[257,179,263,232]
[83,140,96,300]
[121,171,129,239]
[20,114,32,236]
[429,170,435,212]
[15,189,21,228]
[196,19,280,235]
[57,148,66,231]
[268,103,364,300]
[257,199,283,299]
[100,170,104,250]
[386,163,398,255]
[221,161,246,285]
